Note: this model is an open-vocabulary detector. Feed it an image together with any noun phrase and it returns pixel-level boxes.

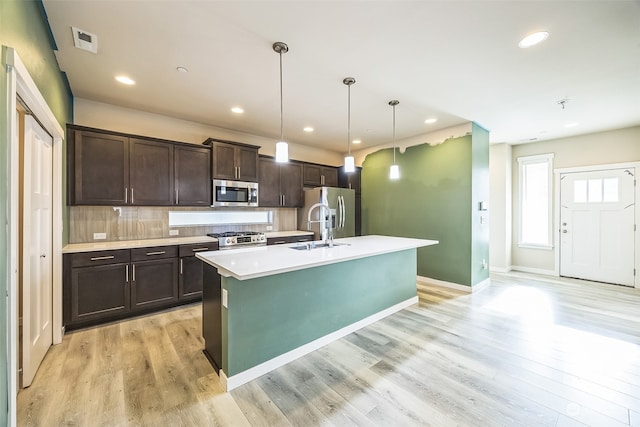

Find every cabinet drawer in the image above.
[267,235,313,245]
[179,242,218,257]
[70,249,130,267]
[131,245,178,261]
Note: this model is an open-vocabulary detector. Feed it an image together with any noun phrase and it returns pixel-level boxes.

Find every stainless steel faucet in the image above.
[307,202,334,247]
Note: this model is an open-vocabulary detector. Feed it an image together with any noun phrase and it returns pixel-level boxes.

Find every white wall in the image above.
[510,125,640,273]
[74,98,344,166]
[489,143,512,272]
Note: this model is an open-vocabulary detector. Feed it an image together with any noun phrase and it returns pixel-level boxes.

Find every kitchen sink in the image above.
[290,242,350,250]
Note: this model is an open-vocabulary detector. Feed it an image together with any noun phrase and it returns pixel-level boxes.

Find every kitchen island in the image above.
[196,235,438,391]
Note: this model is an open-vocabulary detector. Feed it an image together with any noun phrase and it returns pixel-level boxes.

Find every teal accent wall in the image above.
[471,123,490,285]
[221,250,417,376]
[361,124,490,287]
[1,1,73,423]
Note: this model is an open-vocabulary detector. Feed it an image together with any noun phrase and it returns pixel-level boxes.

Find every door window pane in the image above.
[603,178,619,202]
[574,180,587,203]
[588,179,602,202]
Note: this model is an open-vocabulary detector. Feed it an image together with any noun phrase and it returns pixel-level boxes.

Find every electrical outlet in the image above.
[169,229,179,236]
[222,289,228,308]
[266,225,273,231]
[93,232,106,240]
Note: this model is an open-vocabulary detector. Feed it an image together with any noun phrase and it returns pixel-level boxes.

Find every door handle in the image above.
[562,230,568,233]
[40,254,46,258]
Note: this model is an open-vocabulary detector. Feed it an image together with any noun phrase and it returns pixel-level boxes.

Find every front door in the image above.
[559,168,635,286]
[22,115,53,387]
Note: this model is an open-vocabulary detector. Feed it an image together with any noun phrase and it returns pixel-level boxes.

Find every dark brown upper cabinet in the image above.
[258,157,303,208]
[69,128,130,205]
[68,125,211,206]
[338,165,362,194]
[303,163,338,188]
[205,138,259,182]
[129,138,174,206]
[174,145,211,206]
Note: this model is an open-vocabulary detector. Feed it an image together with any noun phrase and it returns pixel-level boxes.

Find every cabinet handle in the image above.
[191,247,210,252]
[283,195,286,206]
[175,188,179,205]
[321,175,325,185]
[273,240,286,244]
[125,187,128,204]
[180,259,183,275]
[146,251,166,256]
[90,255,115,261]
[131,188,134,204]
[126,264,129,282]
[237,166,240,179]
[132,264,136,281]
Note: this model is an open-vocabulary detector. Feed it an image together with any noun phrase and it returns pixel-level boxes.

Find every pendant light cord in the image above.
[347,84,351,156]
[279,51,284,142]
[392,103,396,163]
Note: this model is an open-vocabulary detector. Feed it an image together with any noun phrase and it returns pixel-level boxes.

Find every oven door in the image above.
[212,179,258,207]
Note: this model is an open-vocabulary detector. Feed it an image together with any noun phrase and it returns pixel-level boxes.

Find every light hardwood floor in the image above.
[17,273,640,426]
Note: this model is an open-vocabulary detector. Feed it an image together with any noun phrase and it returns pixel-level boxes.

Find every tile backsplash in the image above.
[69,206,297,243]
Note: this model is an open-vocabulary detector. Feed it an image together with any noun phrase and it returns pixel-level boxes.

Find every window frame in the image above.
[517,153,555,250]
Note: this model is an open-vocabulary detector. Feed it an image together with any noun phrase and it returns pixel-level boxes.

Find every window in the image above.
[573,178,619,203]
[518,153,554,249]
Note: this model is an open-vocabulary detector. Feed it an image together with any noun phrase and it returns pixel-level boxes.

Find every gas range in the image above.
[207,231,267,250]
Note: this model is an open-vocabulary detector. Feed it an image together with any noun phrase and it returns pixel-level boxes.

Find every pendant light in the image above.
[273,42,289,163]
[389,100,400,180]
[343,77,356,173]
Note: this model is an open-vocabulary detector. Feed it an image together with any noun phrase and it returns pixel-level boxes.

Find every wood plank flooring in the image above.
[17,273,640,426]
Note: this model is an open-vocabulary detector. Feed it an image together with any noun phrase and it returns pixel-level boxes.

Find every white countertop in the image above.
[63,236,218,253]
[196,235,438,280]
[264,230,314,238]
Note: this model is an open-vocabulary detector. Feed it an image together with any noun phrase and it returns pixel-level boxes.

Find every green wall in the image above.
[1,1,73,423]
[222,250,417,376]
[361,125,489,287]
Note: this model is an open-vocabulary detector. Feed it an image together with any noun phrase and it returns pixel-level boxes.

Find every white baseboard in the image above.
[223,296,419,392]
[417,276,490,294]
[510,265,557,277]
[489,266,512,274]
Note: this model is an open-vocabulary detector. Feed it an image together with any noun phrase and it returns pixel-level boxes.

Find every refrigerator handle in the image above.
[342,196,346,229]
[339,196,345,229]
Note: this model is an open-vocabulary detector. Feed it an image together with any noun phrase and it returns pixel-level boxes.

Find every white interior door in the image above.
[22,115,53,387]
[560,168,635,286]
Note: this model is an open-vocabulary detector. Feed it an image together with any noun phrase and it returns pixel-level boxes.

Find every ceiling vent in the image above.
[71,27,98,53]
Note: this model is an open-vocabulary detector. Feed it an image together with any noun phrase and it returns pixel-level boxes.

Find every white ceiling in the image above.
[43,0,640,153]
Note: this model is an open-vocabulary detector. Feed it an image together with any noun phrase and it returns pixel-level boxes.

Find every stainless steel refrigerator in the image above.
[298,187,356,241]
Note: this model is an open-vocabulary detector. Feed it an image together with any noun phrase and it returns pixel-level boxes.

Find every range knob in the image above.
[226,238,232,244]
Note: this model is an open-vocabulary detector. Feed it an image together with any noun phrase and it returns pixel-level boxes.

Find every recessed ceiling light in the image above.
[564,122,578,128]
[176,66,189,73]
[352,139,362,144]
[115,75,135,85]
[424,118,437,124]
[303,127,314,132]
[231,107,244,114]
[519,31,549,48]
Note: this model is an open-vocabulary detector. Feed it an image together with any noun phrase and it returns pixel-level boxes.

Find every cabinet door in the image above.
[338,166,361,194]
[281,162,303,207]
[129,138,174,205]
[72,130,129,205]
[258,157,282,207]
[303,164,322,187]
[322,167,339,187]
[212,142,237,180]
[180,256,204,300]
[237,146,259,182]
[71,263,130,323]
[131,258,179,309]
[175,145,211,206]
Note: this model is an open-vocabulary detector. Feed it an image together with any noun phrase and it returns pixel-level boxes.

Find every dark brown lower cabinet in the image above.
[70,262,130,324]
[64,243,216,330]
[179,242,219,301]
[131,258,179,309]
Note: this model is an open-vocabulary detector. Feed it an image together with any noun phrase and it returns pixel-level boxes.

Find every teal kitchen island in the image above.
[196,235,438,391]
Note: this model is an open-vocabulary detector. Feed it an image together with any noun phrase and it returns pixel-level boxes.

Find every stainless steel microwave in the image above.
[212,179,259,207]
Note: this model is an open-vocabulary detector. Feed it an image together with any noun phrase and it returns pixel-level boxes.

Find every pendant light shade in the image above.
[343,77,356,173]
[273,42,289,163]
[389,100,400,180]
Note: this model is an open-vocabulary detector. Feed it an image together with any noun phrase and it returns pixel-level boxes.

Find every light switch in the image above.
[169,229,179,236]
[93,232,106,240]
